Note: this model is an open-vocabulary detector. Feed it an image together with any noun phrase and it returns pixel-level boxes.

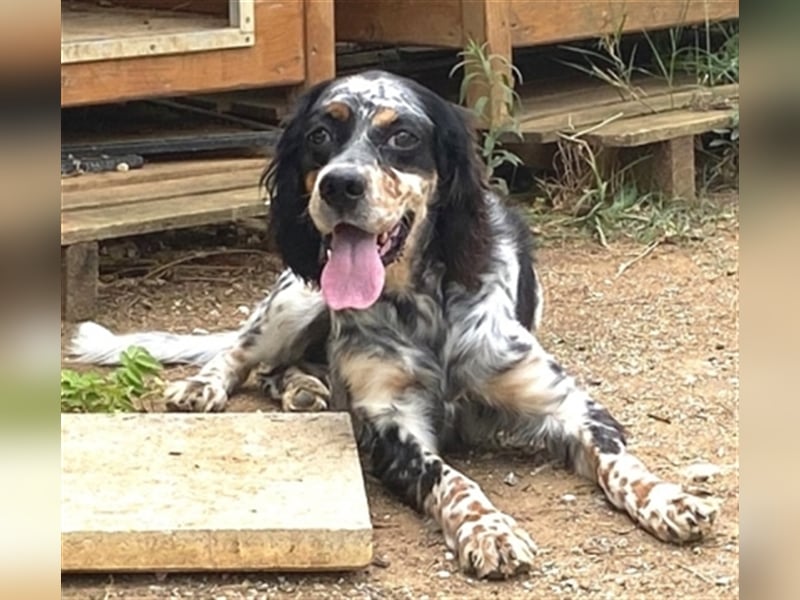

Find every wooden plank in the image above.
[461,0,512,128]
[509,0,740,47]
[61,186,267,245]
[62,166,266,211]
[61,413,373,572]
[335,0,464,47]
[61,1,305,106]
[517,83,738,143]
[61,158,268,194]
[61,242,99,321]
[585,108,737,147]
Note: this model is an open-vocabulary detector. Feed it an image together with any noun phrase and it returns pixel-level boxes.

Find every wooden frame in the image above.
[61,0,335,106]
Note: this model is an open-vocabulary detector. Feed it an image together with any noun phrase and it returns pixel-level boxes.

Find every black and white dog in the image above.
[71,71,718,579]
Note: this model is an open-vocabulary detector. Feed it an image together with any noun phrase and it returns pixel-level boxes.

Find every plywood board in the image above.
[61,412,373,572]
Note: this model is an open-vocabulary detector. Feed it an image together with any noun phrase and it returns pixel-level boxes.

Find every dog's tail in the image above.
[67,321,238,366]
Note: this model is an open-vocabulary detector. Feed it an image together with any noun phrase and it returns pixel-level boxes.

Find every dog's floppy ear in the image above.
[262,80,331,282]
[425,93,490,290]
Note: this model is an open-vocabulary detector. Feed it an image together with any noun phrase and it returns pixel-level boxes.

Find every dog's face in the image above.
[303,74,439,309]
[265,71,489,311]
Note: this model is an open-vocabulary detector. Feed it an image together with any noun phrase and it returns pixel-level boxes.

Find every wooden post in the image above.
[460,0,513,129]
[651,135,696,202]
[302,0,336,87]
[62,242,98,321]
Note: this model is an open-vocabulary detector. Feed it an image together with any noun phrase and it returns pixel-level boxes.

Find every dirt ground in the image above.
[61,205,739,599]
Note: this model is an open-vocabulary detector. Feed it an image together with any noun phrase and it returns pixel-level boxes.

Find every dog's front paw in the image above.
[281,375,329,412]
[455,511,537,579]
[257,368,329,413]
[639,482,719,543]
[165,377,228,412]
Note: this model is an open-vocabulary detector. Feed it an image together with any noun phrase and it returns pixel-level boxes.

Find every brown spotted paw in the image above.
[639,483,720,543]
[165,377,228,412]
[455,511,537,579]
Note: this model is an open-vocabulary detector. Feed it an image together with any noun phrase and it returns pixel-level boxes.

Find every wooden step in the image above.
[585,108,737,147]
[60,158,269,245]
[61,185,267,245]
[61,412,373,572]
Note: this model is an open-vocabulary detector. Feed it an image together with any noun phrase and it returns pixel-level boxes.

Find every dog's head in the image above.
[264,70,489,311]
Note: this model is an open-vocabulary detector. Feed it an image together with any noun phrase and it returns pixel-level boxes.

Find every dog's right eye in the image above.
[307,128,331,147]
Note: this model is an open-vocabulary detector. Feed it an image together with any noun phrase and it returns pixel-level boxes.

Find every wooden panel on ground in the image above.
[61,242,99,322]
[61,412,373,572]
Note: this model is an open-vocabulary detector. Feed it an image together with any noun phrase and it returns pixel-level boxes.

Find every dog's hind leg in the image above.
[165,269,329,412]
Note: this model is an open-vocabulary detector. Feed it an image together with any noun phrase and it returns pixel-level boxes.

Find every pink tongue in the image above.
[321,225,385,310]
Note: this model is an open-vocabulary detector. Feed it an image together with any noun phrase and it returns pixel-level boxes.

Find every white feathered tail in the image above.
[68,321,238,366]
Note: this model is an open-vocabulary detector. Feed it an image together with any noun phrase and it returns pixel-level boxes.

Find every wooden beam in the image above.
[303,0,336,87]
[461,0,513,128]
[61,412,373,572]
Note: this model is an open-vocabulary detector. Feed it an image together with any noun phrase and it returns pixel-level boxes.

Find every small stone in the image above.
[444,551,455,561]
[238,305,251,316]
[682,462,721,482]
[715,576,732,586]
[504,472,519,486]
[562,493,577,503]
[436,570,451,579]
[116,162,130,172]
[371,554,390,568]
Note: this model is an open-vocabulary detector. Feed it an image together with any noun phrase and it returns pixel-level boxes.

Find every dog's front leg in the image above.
[166,269,328,411]
[469,320,720,543]
[336,346,537,579]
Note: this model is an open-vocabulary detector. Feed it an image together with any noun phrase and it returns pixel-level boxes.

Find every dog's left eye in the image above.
[387,130,419,149]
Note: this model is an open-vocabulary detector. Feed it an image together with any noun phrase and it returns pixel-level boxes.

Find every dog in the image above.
[70,70,719,579]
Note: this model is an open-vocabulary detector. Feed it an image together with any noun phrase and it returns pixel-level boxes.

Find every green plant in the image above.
[61,346,163,413]
[450,39,524,194]
[559,16,651,107]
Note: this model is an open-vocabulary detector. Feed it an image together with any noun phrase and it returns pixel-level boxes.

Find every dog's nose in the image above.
[318,169,366,211]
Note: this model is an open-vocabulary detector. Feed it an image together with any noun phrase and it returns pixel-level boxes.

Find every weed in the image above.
[450,39,524,194]
[61,346,164,413]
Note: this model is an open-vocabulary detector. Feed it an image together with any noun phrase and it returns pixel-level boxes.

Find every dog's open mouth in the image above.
[320,212,414,311]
